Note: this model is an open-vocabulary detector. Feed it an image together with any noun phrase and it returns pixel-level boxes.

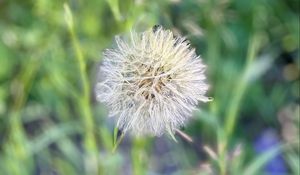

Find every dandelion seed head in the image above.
[96,26,210,136]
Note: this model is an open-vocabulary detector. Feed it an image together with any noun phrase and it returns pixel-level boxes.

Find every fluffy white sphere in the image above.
[96,27,210,136]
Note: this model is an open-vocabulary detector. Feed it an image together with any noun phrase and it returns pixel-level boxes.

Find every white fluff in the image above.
[96,27,210,136]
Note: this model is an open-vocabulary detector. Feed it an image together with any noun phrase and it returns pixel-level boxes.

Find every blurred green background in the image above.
[0,0,299,175]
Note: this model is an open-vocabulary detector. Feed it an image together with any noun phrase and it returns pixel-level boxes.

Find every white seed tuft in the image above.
[96,26,211,136]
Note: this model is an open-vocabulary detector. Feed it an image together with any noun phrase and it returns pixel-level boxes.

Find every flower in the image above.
[95,26,211,136]
[254,129,287,175]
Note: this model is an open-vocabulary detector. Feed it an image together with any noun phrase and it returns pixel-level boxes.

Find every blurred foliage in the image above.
[0,0,299,175]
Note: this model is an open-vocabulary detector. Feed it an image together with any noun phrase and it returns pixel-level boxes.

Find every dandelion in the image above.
[95,26,211,136]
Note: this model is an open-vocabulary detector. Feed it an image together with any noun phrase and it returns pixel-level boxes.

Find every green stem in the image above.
[64,3,99,174]
[206,28,229,175]
[132,138,148,175]
[224,34,260,137]
[219,33,261,175]
[6,56,41,175]
[106,0,122,21]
